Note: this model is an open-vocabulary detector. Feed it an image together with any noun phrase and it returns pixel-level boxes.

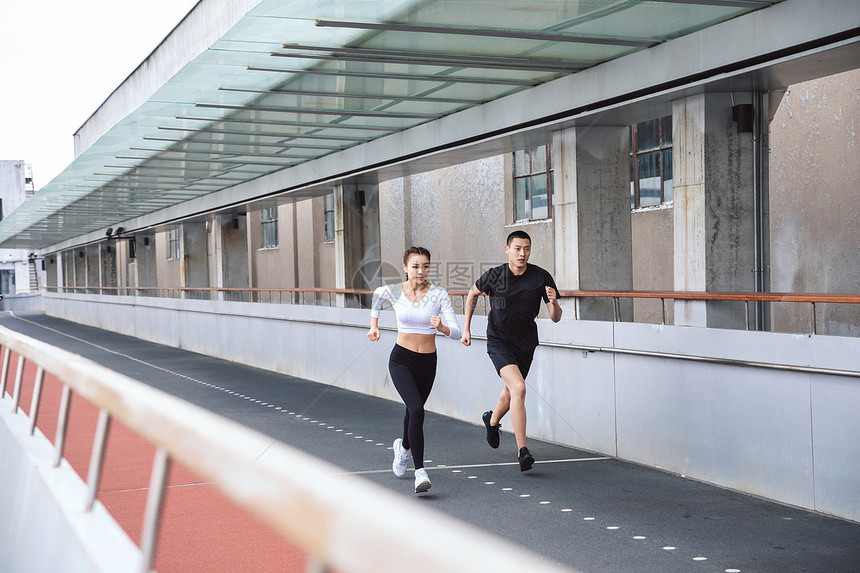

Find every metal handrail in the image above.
[0,325,575,573]
[555,289,860,333]
[43,286,859,335]
[44,284,860,304]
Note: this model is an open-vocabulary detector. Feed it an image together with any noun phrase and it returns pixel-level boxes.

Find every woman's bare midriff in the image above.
[396,332,437,354]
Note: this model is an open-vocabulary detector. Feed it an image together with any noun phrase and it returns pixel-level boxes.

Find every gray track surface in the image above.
[3,311,859,572]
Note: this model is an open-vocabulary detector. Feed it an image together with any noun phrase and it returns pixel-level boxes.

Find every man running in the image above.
[461,230,562,471]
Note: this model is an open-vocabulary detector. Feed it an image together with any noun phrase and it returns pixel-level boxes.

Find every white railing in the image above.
[0,325,577,573]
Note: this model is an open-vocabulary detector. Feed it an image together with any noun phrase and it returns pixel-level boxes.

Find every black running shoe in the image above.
[518,447,535,472]
[482,410,500,449]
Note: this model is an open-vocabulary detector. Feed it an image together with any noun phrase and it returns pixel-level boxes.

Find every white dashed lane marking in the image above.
[435,457,744,572]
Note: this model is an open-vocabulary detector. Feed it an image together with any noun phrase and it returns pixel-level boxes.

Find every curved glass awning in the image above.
[0,0,782,249]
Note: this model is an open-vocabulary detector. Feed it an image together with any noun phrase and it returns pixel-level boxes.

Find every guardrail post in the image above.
[0,346,10,397]
[660,298,667,325]
[53,384,72,468]
[140,447,171,573]
[86,409,112,512]
[811,302,817,335]
[28,366,45,435]
[10,355,25,414]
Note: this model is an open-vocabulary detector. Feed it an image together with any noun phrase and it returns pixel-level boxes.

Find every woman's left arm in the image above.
[434,290,461,339]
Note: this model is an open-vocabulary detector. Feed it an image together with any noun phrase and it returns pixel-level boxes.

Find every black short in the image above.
[486,342,534,379]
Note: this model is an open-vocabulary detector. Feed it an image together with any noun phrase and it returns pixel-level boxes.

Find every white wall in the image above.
[39,293,860,523]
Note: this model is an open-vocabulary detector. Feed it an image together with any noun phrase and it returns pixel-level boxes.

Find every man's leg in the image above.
[490,386,510,425]
[497,364,527,450]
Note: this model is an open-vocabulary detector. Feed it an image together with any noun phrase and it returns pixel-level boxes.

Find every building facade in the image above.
[0,160,42,295]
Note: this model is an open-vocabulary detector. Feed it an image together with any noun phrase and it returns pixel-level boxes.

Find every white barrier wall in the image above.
[0,396,140,573]
[39,293,860,523]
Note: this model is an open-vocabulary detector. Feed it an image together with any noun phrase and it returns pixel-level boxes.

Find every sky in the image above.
[0,0,201,190]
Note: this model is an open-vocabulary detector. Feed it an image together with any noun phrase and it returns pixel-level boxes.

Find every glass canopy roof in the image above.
[0,0,781,249]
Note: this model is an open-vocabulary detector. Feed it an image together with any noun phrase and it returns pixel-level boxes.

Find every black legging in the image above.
[388,344,437,470]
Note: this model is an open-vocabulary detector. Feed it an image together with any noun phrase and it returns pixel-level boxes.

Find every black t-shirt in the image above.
[475,263,558,354]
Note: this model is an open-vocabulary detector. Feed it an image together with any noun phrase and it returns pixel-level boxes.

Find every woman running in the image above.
[367,247,461,493]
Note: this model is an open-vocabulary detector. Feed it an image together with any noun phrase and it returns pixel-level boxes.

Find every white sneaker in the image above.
[392,438,409,477]
[414,468,431,493]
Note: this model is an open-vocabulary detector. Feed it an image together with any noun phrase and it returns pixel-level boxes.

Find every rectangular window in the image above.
[630,115,673,208]
[324,193,335,242]
[168,228,180,260]
[513,144,553,222]
[261,206,278,248]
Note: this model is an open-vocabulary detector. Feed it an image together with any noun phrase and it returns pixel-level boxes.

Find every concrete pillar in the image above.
[62,250,74,290]
[295,199,319,304]
[553,125,633,320]
[99,243,117,291]
[213,213,250,300]
[183,222,209,298]
[335,177,381,308]
[85,246,99,288]
[378,177,411,278]
[45,254,58,289]
[115,240,127,292]
[135,232,157,292]
[208,214,222,296]
[673,92,760,328]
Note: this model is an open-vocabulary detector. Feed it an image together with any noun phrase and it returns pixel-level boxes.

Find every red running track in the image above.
[6,351,307,572]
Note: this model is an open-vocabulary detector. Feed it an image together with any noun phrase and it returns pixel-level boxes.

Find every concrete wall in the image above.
[41,293,860,523]
[0,293,44,312]
[631,205,674,324]
[379,155,513,314]
[248,197,333,300]
[673,92,760,329]
[295,200,320,293]
[45,254,58,289]
[100,244,117,288]
[220,214,250,290]
[250,205,287,291]
[51,198,330,300]
[770,70,860,336]
[156,229,182,288]
[77,249,86,287]
[135,232,158,288]
[338,180,381,298]
[184,222,209,290]
[63,251,75,288]
[704,93,758,328]
[552,125,632,320]
[319,241,336,288]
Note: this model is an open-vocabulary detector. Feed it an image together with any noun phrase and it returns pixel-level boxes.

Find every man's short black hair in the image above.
[506,230,531,246]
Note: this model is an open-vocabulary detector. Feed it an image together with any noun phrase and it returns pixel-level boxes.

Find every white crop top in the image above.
[371,283,461,339]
